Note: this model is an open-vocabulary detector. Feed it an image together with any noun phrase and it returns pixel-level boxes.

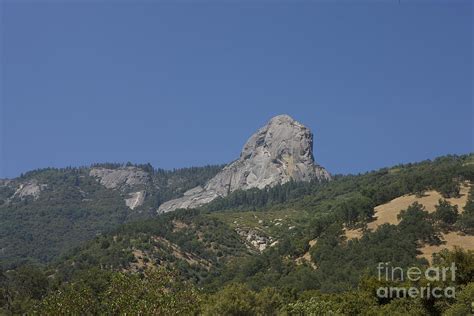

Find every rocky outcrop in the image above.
[158,114,330,213]
[89,167,149,189]
[236,227,276,252]
[125,191,146,210]
[12,180,46,200]
[89,167,149,210]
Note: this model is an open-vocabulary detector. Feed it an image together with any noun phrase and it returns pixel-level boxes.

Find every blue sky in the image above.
[1,1,472,178]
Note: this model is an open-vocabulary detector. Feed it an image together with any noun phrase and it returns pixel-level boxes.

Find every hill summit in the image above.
[158,114,330,213]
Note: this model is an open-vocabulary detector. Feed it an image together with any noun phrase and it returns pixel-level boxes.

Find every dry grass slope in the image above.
[418,232,474,263]
[368,182,471,230]
[343,227,363,240]
[344,182,473,262]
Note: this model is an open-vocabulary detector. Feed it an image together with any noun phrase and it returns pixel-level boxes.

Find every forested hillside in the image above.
[0,164,223,268]
[1,154,473,315]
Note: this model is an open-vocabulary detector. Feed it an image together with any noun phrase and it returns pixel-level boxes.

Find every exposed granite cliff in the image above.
[11,180,46,201]
[89,166,150,209]
[89,167,149,190]
[158,115,330,213]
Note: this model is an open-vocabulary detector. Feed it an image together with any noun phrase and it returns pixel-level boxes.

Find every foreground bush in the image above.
[33,269,201,315]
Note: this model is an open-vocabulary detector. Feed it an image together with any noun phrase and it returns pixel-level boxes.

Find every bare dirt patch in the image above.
[295,238,317,269]
[344,227,364,241]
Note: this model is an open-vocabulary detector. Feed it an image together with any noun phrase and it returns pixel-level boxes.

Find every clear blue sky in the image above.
[1,1,472,178]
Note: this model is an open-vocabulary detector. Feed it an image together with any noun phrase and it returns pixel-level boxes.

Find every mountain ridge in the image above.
[1,153,473,315]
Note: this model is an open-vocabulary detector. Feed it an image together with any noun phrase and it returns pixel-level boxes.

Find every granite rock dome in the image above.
[158,115,330,213]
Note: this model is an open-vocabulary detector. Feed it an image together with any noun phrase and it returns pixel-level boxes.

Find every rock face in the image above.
[158,114,330,213]
[125,191,146,210]
[90,167,149,209]
[12,180,46,200]
[89,167,149,189]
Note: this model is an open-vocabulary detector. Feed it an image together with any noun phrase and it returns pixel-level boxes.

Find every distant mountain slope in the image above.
[0,114,333,268]
[46,154,473,292]
[1,154,473,315]
[0,164,223,268]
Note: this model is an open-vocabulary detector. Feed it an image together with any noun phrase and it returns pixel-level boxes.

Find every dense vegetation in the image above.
[0,154,473,314]
[54,209,251,286]
[2,249,473,315]
[0,164,222,268]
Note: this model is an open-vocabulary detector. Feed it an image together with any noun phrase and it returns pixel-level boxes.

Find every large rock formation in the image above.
[11,180,46,201]
[158,114,330,213]
[89,166,150,209]
[89,167,149,190]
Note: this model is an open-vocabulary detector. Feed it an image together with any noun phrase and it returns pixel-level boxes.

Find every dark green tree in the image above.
[433,199,458,228]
